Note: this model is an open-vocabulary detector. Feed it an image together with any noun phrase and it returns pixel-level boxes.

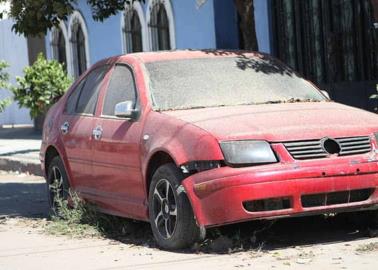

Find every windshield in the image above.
[145,55,326,111]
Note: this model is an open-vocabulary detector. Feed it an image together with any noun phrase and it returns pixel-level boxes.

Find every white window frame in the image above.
[50,21,72,75]
[146,0,176,51]
[68,10,90,78]
[121,1,149,53]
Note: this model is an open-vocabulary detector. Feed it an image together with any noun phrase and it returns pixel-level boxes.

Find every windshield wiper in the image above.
[259,98,323,104]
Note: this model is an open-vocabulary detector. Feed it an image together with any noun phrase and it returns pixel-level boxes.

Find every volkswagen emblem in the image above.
[321,137,341,155]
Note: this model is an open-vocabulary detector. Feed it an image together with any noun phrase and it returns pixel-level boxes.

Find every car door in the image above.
[59,65,109,190]
[91,64,145,218]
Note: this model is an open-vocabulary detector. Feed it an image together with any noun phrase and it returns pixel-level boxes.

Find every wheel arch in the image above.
[145,151,178,197]
[45,146,60,177]
[44,145,70,185]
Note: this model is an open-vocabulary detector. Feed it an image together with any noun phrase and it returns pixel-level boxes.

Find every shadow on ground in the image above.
[0,176,376,254]
[0,127,41,140]
[202,213,376,253]
[0,181,49,218]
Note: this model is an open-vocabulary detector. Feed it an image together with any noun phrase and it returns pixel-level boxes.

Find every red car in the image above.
[41,50,378,249]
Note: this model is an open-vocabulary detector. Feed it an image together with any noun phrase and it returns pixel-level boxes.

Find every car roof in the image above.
[130,50,261,63]
[97,50,263,66]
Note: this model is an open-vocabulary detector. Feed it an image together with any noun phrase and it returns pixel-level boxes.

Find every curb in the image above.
[0,157,43,176]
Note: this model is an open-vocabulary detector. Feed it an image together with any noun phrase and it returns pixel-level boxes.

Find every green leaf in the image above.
[11,53,72,119]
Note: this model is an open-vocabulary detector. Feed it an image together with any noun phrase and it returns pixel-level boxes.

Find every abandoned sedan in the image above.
[41,50,378,249]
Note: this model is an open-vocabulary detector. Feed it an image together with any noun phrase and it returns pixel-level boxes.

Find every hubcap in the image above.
[152,179,177,239]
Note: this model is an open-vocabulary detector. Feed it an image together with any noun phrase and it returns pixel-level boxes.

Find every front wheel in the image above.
[148,163,201,250]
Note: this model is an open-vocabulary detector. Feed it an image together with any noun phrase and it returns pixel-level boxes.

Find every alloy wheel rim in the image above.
[49,166,64,208]
[152,179,177,239]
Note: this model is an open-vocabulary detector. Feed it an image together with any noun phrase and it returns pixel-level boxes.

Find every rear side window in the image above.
[76,66,109,114]
[65,79,85,114]
[64,65,108,115]
[102,65,137,116]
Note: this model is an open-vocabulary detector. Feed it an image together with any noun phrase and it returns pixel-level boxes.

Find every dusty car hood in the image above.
[162,102,378,142]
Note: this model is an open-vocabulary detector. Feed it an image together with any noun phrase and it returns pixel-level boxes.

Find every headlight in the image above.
[220,140,278,166]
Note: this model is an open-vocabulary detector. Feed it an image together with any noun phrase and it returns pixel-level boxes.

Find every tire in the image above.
[366,210,378,228]
[341,210,378,229]
[46,156,70,215]
[148,163,201,250]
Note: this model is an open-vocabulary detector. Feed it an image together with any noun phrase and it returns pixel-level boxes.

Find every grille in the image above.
[301,188,374,208]
[284,136,371,160]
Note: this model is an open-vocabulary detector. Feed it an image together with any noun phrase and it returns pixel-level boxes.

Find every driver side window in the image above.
[102,64,137,116]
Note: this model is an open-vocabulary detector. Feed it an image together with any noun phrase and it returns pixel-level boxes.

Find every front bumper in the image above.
[182,156,378,227]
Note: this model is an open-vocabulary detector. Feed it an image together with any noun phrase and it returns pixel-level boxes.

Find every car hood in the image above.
[162,102,378,142]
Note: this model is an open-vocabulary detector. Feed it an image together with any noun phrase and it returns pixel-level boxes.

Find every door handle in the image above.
[92,126,103,140]
[60,122,69,135]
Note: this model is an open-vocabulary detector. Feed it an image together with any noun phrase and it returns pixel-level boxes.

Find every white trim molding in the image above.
[50,21,72,76]
[121,1,149,53]
[68,10,90,78]
[146,0,176,50]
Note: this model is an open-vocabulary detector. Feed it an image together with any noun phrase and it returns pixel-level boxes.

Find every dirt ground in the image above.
[0,171,378,270]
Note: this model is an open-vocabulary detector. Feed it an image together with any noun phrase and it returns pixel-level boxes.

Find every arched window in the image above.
[122,2,147,53]
[76,26,86,76]
[68,11,90,78]
[57,30,67,65]
[51,21,69,71]
[147,0,175,51]
[124,9,143,53]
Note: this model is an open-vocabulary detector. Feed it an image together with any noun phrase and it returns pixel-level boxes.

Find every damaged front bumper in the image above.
[182,155,378,227]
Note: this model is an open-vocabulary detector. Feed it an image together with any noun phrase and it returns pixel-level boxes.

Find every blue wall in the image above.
[172,0,217,49]
[0,19,32,125]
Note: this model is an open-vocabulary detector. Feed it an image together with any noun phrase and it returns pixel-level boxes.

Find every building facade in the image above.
[1,0,272,126]
[45,0,272,80]
[1,0,377,126]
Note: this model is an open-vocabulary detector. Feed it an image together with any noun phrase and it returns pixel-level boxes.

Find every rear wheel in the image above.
[47,156,70,215]
[148,163,201,250]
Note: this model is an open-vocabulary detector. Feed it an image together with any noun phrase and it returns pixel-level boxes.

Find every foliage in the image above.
[1,0,75,36]
[0,61,11,112]
[0,0,140,36]
[11,53,71,119]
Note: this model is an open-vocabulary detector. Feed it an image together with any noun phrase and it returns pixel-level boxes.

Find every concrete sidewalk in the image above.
[0,127,42,176]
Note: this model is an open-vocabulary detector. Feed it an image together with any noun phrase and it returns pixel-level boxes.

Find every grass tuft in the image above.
[356,242,378,253]
[45,188,131,239]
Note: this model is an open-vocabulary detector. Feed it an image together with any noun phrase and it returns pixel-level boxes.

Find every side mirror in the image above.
[321,90,330,99]
[114,101,135,118]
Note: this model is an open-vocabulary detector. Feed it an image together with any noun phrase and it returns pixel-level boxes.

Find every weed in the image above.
[45,187,134,240]
[356,242,378,253]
